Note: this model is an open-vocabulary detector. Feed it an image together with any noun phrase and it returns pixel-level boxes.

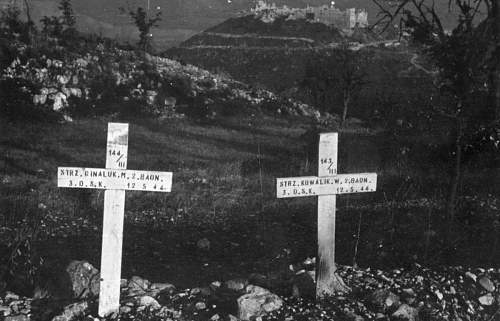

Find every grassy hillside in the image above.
[1,113,499,296]
[165,45,432,122]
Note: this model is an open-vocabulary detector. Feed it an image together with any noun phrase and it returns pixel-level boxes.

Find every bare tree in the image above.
[301,45,367,123]
[335,43,368,125]
[372,0,499,244]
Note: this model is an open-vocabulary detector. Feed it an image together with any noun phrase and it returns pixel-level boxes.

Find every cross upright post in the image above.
[57,123,173,316]
[276,132,377,298]
[100,123,128,315]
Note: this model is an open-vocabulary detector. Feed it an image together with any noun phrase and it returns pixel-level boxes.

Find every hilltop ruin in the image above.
[245,1,368,29]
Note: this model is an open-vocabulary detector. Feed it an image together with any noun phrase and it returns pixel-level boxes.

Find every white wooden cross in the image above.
[57,123,173,317]
[276,133,377,298]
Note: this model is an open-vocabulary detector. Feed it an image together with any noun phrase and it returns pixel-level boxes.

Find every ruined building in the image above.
[248,1,368,29]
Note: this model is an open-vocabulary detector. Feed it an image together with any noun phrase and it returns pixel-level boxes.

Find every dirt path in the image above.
[202,31,316,44]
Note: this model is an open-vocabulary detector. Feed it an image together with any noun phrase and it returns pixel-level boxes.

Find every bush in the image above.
[0,78,60,122]
[0,194,44,294]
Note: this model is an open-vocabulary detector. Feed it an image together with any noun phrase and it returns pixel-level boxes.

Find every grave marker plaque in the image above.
[276,133,377,297]
[57,123,173,316]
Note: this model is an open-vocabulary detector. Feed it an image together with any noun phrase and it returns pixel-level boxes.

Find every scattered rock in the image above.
[346,311,364,321]
[65,260,100,299]
[52,92,67,111]
[158,306,181,319]
[0,305,10,316]
[210,281,222,292]
[5,292,20,302]
[51,301,89,321]
[127,276,150,297]
[465,272,477,283]
[195,302,207,310]
[391,304,419,321]
[119,305,132,314]
[5,315,30,321]
[478,293,495,306]
[9,300,23,314]
[434,289,443,300]
[150,282,175,294]
[136,295,161,310]
[478,276,495,292]
[368,289,400,313]
[225,279,248,293]
[237,285,283,321]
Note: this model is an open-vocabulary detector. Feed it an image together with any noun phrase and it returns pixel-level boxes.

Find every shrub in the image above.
[0,194,44,294]
[0,78,60,122]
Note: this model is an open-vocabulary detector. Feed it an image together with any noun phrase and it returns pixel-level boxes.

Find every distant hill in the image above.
[179,15,385,50]
[0,0,462,49]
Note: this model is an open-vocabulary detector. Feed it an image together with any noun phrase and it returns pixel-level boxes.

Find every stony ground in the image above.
[1,258,499,321]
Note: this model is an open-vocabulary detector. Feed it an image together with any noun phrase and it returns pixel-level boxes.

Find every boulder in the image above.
[136,296,161,310]
[119,305,132,314]
[368,289,400,313]
[391,304,419,321]
[127,276,150,297]
[237,285,283,321]
[65,261,100,299]
[478,293,495,306]
[478,276,495,292]
[51,302,88,321]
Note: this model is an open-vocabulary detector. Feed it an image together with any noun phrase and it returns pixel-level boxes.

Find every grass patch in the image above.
[0,115,498,293]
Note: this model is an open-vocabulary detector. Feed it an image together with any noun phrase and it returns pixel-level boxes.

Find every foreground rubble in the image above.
[1,260,498,321]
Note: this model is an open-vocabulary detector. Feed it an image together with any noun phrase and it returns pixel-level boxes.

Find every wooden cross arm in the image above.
[277,173,377,198]
[57,167,172,192]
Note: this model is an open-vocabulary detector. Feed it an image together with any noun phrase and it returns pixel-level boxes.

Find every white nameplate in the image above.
[277,173,377,198]
[58,167,172,192]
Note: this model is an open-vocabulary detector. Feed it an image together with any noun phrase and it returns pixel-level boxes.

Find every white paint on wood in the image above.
[57,123,173,316]
[316,133,339,297]
[106,123,128,170]
[57,167,173,192]
[275,132,376,297]
[99,189,125,315]
[276,173,377,198]
[99,123,129,317]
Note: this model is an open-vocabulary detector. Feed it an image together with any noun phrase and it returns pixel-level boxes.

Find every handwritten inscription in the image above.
[58,167,172,192]
[276,173,377,198]
[106,123,128,169]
